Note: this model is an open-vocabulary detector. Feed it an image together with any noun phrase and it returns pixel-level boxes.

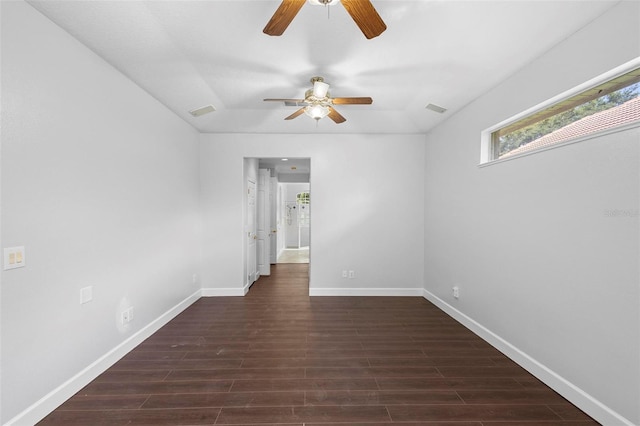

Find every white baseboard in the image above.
[4,290,202,426]
[422,289,634,426]
[309,287,423,297]
[201,287,246,297]
[9,286,629,426]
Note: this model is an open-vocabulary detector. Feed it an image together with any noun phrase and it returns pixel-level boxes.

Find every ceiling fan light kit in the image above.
[312,79,330,98]
[305,104,330,120]
[264,76,372,124]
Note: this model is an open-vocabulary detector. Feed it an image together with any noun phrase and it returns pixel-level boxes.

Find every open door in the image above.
[247,178,258,285]
[257,169,271,276]
[269,176,278,264]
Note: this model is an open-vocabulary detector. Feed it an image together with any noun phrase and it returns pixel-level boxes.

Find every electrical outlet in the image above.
[121,307,134,324]
[342,270,348,278]
[348,270,355,279]
[452,286,460,299]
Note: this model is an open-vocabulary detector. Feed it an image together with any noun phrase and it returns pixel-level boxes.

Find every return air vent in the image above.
[189,104,216,117]
[426,103,447,114]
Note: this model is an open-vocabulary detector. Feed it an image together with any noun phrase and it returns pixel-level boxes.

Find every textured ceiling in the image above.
[28,0,618,134]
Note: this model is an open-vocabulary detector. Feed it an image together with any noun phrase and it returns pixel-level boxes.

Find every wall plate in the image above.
[3,246,26,270]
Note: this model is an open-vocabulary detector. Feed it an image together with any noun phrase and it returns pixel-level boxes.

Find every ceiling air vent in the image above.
[425,103,447,114]
[189,104,216,117]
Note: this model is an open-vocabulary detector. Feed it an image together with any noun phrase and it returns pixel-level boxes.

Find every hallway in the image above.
[39,264,597,425]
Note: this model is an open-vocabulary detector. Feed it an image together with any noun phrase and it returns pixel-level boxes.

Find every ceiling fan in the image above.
[264,76,373,124]
[263,0,386,39]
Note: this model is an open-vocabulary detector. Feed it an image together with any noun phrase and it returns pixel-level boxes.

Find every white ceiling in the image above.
[28,0,618,135]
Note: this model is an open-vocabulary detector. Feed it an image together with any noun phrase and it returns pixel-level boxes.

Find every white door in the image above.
[257,169,271,276]
[269,176,278,264]
[276,183,285,258]
[247,178,258,284]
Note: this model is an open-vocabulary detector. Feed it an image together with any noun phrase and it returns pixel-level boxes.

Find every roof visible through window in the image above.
[492,67,640,160]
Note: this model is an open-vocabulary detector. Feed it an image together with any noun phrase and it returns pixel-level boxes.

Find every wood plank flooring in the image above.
[38,264,599,425]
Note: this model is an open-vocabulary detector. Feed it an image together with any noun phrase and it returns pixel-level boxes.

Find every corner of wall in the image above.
[3,290,202,426]
[422,289,636,426]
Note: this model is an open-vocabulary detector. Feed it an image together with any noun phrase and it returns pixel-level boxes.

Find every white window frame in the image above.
[480,56,640,166]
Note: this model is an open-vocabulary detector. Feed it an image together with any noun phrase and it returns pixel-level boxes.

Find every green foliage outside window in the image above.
[496,69,640,158]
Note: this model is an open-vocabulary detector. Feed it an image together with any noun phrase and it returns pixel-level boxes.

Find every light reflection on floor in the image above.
[277,247,309,263]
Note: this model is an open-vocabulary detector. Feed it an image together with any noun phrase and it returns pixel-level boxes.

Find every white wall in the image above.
[423,2,639,425]
[200,134,425,296]
[1,2,201,423]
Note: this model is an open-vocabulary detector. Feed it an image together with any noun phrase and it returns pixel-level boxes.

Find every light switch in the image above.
[3,246,26,270]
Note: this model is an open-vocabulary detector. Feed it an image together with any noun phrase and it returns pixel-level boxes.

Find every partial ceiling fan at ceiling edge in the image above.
[264,76,373,124]
[263,0,387,39]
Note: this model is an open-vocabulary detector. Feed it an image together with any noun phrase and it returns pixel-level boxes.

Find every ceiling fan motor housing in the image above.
[308,0,339,6]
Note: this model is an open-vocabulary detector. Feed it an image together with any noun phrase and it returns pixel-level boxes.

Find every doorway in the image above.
[279,183,310,264]
[245,157,310,291]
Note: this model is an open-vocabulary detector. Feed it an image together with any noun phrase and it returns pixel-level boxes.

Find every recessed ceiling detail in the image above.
[26,1,620,134]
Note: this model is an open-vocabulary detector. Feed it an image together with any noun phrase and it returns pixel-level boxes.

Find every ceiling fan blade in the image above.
[284,108,306,120]
[340,0,387,39]
[327,107,346,124]
[332,97,373,105]
[264,98,305,103]
[263,0,306,36]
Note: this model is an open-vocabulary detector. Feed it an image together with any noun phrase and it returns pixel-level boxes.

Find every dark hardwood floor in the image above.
[39,263,599,425]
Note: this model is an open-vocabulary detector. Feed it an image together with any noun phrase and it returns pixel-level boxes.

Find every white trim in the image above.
[4,289,202,426]
[422,289,635,426]
[480,56,640,164]
[201,287,247,297]
[309,287,423,297]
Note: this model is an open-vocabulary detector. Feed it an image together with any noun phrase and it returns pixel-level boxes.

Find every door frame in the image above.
[243,157,311,295]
